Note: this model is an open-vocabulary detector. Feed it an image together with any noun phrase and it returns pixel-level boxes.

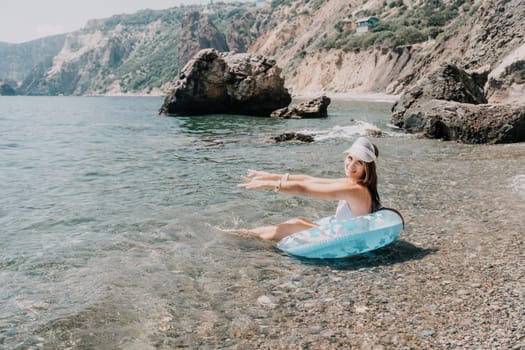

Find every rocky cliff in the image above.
[2,0,523,99]
[18,9,184,96]
[250,0,524,100]
[10,3,259,96]
[0,80,16,95]
[0,35,66,83]
[178,11,229,70]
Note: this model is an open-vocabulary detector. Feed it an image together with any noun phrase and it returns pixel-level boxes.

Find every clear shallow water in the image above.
[1,96,524,348]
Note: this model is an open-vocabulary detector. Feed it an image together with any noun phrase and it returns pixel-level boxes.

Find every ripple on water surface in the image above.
[1,97,525,348]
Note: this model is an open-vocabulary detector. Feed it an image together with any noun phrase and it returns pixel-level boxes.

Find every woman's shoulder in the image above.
[344,179,368,190]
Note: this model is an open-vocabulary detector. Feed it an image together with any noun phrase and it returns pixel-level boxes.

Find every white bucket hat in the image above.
[344,137,376,163]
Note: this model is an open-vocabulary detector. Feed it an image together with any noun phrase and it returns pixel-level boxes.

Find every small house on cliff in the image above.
[355,16,379,33]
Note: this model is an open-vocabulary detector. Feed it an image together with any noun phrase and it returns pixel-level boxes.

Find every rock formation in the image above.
[391,63,525,144]
[225,11,269,53]
[273,132,314,143]
[159,49,291,116]
[178,11,229,70]
[270,96,331,119]
[0,81,16,95]
[395,100,525,144]
[392,63,487,114]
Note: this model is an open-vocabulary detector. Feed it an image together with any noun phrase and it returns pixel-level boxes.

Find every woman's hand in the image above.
[238,176,275,191]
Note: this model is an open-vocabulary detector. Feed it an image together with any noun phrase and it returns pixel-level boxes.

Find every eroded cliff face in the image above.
[6,0,523,98]
[291,45,422,95]
[249,0,415,95]
[249,0,524,100]
[19,15,181,96]
[409,0,525,103]
[225,10,270,54]
[14,4,254,96]
[0,35,66,82]
[178,11,229,70]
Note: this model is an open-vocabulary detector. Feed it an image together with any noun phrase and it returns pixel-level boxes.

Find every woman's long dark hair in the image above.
[360,144,381,212]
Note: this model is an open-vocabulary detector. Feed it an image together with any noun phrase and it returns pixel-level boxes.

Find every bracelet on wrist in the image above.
[282,173,289,187]
[274,179,282,192]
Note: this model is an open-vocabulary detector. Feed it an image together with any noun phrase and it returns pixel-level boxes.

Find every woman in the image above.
[237,136,381,240]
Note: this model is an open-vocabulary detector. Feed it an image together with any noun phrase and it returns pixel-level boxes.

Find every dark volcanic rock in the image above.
[394,99,525,144]
[270,96,331,119]
[159,49,291,116]
[423,63,487,104]
[273,132,314,143]
[392,63,487,120]
[392,63,525,143]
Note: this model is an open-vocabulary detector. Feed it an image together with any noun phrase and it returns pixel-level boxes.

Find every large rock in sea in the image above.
[159,49,291,116]
[395,100,525,144]
[392,63,487,117]
[391,63,525,144]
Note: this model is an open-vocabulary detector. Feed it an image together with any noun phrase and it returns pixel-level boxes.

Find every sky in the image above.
[0,0,215,43]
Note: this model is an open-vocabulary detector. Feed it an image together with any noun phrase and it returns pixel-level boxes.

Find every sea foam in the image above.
[298,121,404,141]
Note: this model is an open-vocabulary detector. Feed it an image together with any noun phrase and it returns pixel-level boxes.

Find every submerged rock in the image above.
[159,49,291,116]
[272,132,314,143]
[270,96,331,119]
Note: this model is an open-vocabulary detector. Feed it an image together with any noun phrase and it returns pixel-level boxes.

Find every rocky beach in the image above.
[1,96,524,349]
[1,0,524,347]
[204,141,525,349]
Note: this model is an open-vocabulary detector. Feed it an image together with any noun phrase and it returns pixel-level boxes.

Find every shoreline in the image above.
[6,91,401,103]
[293,92,400,103]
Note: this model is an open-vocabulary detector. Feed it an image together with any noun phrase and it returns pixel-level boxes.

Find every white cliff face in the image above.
[18,2,254,96]
[485,43,525,104]
[248,0,418,95]
[291,45,423,96]
[21,11,182,96]
[12,0,524,99]
[48,31,107,77]
[249,0,524,99]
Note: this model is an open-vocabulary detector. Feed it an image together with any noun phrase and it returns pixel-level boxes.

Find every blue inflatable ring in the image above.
[277,209,404,259]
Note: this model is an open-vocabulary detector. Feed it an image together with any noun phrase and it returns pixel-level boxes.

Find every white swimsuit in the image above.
[315,200,355,227]
[334,200,355,220]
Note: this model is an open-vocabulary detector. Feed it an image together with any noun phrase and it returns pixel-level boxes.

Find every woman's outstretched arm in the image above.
[246,169,346,184]
[239,175,371,215]
[239,176,361,201]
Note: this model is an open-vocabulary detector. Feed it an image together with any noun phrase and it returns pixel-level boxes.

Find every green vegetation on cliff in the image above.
[321,0,475,49]
[0,35,66,82]
[13,2,258,96]
[0,81,16,95]
[3,0,502,96]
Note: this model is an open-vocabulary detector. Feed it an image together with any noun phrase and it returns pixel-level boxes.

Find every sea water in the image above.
[1,96,524,348]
